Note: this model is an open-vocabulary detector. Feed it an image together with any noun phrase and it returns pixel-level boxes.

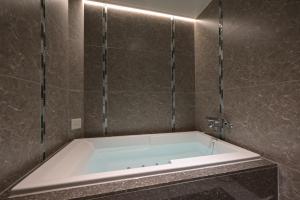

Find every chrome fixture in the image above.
[206,117,233,139]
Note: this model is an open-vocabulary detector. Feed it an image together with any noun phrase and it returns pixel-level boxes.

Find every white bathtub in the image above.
[12,131,260,195]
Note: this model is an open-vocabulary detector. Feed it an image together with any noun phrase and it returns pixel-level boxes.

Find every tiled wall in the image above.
[68,0,84,140]
[194,0,219,135]
[195,0,300,199]
[0,0,42,192]
[0,0,84,192]
[44,0,85,156]
[84,5,195,137]
[45,0,70,155]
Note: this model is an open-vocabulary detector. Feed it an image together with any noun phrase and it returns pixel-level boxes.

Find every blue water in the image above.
[83,142,212,174]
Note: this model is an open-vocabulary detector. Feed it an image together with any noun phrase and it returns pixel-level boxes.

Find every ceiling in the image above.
[94,0,213,19]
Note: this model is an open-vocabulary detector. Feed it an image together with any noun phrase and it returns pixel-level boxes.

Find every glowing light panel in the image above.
[84,0,199,23]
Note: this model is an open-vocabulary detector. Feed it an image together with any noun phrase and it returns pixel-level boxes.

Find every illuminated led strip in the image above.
[84,0,198,23]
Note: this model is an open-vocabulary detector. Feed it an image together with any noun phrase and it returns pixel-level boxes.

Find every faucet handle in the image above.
[206,117,221,129]
[206,117,233,129]
[223,120,233,128]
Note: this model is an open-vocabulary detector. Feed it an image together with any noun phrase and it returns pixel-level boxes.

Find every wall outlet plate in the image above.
[71,118,81,130]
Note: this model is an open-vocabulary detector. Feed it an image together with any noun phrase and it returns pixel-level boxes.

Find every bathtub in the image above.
[12,131,260,195]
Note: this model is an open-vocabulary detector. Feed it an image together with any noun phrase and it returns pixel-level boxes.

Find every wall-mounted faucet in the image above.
[206,117,233,139]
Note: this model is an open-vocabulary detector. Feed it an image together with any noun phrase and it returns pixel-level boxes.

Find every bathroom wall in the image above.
[45,0,85,156]
[68,0,84,140]
[195,0,300,199]
[45,0,70,155]
[0,0,42,192]
[84,5,195,137]
[0,0,84,192]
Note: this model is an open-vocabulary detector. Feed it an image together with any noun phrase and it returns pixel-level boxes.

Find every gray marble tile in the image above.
[107,9,170,53]
[69,38,84,91]
[107,48,170,93]
[223,0,300,43]
[279,195,293,200]
[107,92,171,136]
[0,76,42,192]
[176,53,195,93]
[0,0,40,83]
[84,45,102,91]
[68,0,84,91]
[278,165,300,200]
[68,91,84,139]
[194,16,218,93]
[224,82,300,170]
[46,0,69,89]
[84,4,103,47]
[195,90,219,137]
[84,166,278,200]
[45,87,69,156]
[69,0,84,42]
[84,90,103,138]
[224,38,300,90]
[196,1,300,198]
[223,0,300,89]
[175,20,194,55]
[46,51,69,89]
[175,92,195,132]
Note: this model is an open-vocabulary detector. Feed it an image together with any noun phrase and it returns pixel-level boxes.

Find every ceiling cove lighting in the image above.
[84,0,199,23]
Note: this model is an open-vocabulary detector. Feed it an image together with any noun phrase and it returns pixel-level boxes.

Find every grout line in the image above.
[195,79,300,94]
[225,80,300,91]
[0,74,41,85]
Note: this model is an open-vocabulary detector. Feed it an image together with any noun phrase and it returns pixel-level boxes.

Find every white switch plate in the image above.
[71,118,81,130]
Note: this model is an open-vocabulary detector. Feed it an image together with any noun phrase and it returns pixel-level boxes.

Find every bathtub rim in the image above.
[11,131,260,196]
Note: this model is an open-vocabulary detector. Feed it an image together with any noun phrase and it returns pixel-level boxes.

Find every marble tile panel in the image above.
[0,76,42,192]
[107,48,170,93]
[107,9,170,53]
[107,92,171,136]
[0,0,40,82]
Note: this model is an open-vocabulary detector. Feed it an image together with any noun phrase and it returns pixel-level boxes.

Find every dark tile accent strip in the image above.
[102,6,108,136]
[171,18,176,132]
[40,0,47,159]
[218,0,224,139]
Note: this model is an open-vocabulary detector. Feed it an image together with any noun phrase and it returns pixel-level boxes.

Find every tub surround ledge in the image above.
[1,158,277,200]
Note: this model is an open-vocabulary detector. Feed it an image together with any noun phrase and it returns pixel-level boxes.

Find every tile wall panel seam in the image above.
[171,18,176,132]
[40,0,47,160]
[225,80,300,91]
[0,74,41,85]
[102,6,108,136]
[218,0,224,139]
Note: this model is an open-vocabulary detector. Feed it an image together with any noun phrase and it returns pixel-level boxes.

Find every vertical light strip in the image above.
[218,0,224,139]
[102,6,108,136]
[40,0,47,160]
[171,17,176,132]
